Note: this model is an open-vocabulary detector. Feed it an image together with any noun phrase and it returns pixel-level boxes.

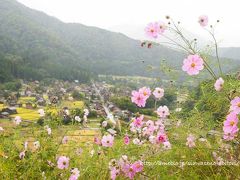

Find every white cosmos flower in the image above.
[102,121,108,127]
[75,116,81,122]
[34,141,40,149]
[14,116,22,125]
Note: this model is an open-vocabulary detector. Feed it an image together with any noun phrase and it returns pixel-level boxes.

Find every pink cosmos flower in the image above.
[156,132,167,144]
[122,163,136,179]
[131,90,147,107]
[132,160,143,173]
[216,157,224,166]
[129,123,137,133]
[0,127,4,132]
[155,119,164,127]
[110,167,120,180]
[124,135,130,145]
[158,125,165,133]
[182,54,204,75]
[69,168,80,180]
[69,174,78,180]
[158,21,167,34]
[214,77,224,91]
[132,138,141,145]
[198,15,208,27]
[223,125,239,141]
[146,120,154,127]
[101,134,114,147]
[118,155,129,169]
[153,87,164,99]
[145,22,159,38]
[143,125,155,136]
[14,116,22,125]
[223,113,239,130]
[62,136,68,144]
[57,156,70,169]
[223,112,239,141]
[230,96,240,114]
[139,87,151,99]
[163,141,172,150]
[19,151,25,159]
[156,106,170,118]
[186,134,196,148]
[149,135,156,144]
[75,148,83,156]
[132,115,144,128]
[94,136,102,145]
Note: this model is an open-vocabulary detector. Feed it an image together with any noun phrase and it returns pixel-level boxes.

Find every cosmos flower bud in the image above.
[147,43,152,48]
[141,42,146,47]
[165,15,170,19]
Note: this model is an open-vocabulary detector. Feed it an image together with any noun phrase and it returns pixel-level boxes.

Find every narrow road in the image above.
[91,81,115,122]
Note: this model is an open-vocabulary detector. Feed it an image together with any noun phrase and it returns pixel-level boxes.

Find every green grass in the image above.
[60,100,84,109]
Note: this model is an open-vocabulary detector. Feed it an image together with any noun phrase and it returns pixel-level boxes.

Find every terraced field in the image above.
[0,118,101,156]
[10,108,40,121]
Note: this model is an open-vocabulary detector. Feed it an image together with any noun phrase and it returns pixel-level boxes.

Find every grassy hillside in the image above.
[1,77,240,179]
[181,74,240,126]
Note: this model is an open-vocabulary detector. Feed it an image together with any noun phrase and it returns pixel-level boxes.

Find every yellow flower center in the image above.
[191,63,196,68]
[230,121,235,126]
[136,163,141,168]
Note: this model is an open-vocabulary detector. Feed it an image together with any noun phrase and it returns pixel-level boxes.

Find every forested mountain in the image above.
[0,0,239,83]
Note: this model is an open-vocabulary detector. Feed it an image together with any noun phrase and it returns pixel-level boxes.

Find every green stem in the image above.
[168,19,217,80]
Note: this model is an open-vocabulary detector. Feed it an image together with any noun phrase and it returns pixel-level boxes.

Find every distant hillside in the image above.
[219,47,240,60]
[0,0,239,83]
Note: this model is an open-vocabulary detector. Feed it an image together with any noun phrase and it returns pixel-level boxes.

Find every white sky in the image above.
[17,0,240,47]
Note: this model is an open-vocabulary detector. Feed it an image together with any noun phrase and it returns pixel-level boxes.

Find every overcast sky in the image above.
[17,0,240,47]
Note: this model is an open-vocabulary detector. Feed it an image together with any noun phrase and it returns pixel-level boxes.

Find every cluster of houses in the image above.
[0,79,134,122]
[91,82,133,121]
